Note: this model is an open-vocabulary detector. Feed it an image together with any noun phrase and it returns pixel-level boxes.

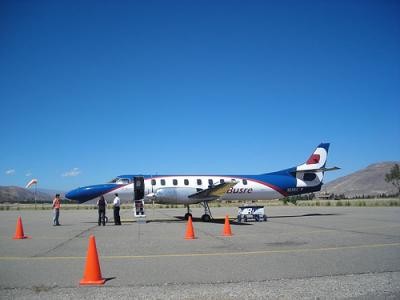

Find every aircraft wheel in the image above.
[184,213,192,220]
[201,214,211,222]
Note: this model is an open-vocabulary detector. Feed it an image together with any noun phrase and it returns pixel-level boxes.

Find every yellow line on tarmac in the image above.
[294,224,400,235]
[0,242,399,261]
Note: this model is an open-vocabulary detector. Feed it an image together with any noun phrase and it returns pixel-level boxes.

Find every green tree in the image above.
[385,164,400,197]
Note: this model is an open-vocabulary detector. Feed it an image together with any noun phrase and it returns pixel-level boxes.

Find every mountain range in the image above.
[0,186,54,203]
[0,161,398,203]
[322,161,399,197]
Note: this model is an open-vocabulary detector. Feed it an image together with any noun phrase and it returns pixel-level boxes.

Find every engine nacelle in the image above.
[154,187,199,204]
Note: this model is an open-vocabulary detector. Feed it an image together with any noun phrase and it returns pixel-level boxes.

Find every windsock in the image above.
[25,179,38,188]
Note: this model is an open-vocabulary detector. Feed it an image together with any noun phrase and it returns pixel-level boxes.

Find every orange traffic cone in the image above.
[222,215,233,236]
[79,235,106,285]
[13,216,30,239]
[184,216,196,239]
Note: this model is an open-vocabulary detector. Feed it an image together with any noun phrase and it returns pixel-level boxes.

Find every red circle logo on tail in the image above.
[306,154,320,165]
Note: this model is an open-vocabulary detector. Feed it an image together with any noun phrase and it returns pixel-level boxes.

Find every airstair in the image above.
[133,176,146,223]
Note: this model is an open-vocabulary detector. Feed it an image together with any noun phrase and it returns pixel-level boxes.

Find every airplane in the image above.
[65,143,339,222]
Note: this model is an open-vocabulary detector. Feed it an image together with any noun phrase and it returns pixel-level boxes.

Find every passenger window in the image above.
[197,179,202,185]
[151,179,156,186]
[161,179,166,186]
[243,179,248,185]
[220,179,225,184]
[173,179,178,186]
[208,179,213,186]
[184,179,189,185]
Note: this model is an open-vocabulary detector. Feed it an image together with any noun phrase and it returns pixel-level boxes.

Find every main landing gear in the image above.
[200,201,212,222]
[184,202,213,222]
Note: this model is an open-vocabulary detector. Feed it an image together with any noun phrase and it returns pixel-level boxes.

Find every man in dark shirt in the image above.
[97,196,107,226]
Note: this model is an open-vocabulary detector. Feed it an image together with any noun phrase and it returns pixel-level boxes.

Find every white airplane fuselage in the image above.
[66,143,337,212]
[100,175,284,204]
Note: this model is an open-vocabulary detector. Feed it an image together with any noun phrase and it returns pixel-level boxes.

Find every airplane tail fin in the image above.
[297,143,330,172]
[293,143,339,189]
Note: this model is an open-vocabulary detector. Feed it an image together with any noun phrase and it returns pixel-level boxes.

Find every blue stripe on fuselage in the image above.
[245,168,297,196]
[65,184,122,203]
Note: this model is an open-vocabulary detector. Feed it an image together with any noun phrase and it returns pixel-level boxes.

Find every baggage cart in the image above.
[237,204,267,222]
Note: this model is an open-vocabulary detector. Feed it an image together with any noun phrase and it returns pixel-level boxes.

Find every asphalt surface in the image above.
[1,206,400,299]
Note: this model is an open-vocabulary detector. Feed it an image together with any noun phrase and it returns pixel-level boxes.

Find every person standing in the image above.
[52,194,61,226]
[113,193,121,225]
[97,195,107,226]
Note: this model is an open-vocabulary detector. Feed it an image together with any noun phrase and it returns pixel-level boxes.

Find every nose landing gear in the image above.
[184,205,192,220]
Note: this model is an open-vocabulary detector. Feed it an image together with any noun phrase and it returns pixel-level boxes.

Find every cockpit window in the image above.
[109,178,130,184]
[117,178,130,184]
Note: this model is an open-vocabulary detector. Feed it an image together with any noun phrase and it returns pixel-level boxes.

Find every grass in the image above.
[0,198,399,210]
[296,198,400,207]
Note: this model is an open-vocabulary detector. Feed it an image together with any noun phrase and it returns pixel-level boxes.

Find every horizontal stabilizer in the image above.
[295,166,340,173]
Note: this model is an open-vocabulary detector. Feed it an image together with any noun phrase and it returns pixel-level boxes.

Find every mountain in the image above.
[0,186,53,203]
[37,188,66,198]
[322,162,399,197]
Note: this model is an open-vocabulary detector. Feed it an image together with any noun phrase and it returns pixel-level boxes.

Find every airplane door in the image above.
[134,176,145,200]
[133,176,146,218]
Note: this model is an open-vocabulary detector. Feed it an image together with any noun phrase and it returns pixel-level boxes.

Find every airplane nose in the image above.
[65,189,80,200]
[66,184,118,203]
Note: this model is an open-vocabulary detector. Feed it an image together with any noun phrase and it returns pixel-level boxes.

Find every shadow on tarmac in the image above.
[268,213,340,219]
[81,213,339,225]
[174,216,253,225]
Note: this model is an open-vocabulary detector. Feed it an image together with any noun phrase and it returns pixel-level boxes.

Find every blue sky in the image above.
[1,0,399,191]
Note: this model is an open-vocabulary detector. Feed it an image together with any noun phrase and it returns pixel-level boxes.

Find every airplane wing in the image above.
[188,181,238,201]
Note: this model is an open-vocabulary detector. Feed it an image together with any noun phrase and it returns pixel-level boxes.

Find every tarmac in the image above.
[1,206,400,299]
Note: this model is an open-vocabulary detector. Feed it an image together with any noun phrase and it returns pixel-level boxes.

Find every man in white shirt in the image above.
[113,193,121,225]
